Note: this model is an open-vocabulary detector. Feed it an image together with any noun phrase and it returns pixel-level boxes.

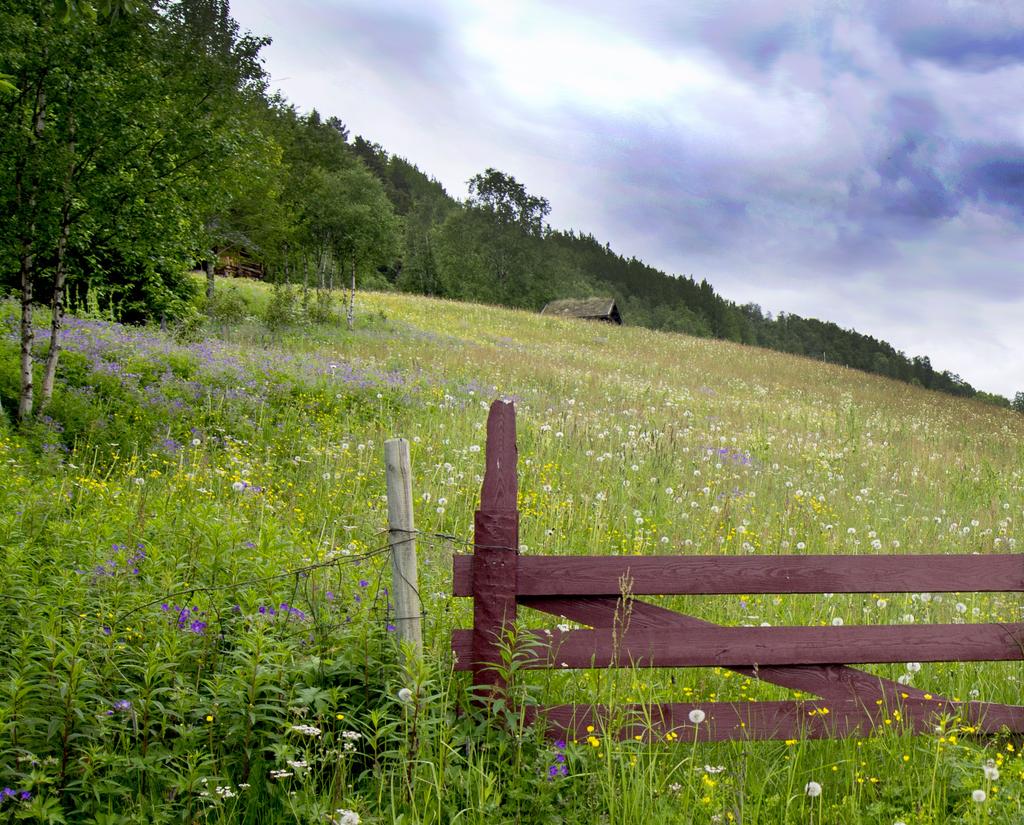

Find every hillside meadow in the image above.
[1,280,1023,824]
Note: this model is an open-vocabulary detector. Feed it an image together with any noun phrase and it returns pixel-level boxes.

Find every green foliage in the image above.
[205,284,252,327]
[262,282,301,330]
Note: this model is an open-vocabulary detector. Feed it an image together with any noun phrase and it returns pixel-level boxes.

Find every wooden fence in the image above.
[452,399,1024,742]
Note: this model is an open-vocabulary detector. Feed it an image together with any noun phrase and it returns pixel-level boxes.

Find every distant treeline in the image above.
[2,0,1020,418]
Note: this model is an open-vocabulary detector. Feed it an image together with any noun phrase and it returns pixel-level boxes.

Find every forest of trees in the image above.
[2,0,1019,419]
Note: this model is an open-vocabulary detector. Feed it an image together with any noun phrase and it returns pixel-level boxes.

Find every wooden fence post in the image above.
[471,400,519,701]
[385,438,422,658]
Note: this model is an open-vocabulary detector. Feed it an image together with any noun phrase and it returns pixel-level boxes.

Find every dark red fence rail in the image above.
[452,400,1024,742]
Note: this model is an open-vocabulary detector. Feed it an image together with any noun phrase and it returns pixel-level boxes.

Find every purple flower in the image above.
[358,580,369,588]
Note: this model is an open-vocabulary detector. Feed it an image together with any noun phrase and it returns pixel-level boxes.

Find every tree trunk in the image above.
[18,257,35,422]
[16,76,47,423]
[40,207,71,408]
[41,111,76,409]
[205,257,215,299]
[347,259,356,330]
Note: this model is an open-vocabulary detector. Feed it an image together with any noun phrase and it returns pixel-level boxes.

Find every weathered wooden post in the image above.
[385,438,422,658]
[471,399,519,700]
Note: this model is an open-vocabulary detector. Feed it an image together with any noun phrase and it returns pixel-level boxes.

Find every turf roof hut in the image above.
[541,297,622,325]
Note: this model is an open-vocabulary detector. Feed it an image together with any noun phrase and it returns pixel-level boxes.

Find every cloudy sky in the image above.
[232,0,1024,398]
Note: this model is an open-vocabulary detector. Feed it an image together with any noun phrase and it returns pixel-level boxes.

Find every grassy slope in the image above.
[1,280,1023,824]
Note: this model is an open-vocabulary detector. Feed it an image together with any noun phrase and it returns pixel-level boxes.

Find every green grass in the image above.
[0,279,1022,823]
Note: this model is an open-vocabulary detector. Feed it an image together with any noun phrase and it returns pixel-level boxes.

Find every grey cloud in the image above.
[959,145,1024,217]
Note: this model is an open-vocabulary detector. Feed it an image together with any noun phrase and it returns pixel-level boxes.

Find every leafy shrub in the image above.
[305,289,338,325]
[206,286,252,327]
[263,282,301,330]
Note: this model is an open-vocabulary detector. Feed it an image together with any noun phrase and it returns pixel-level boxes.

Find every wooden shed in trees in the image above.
[541,297,622,325]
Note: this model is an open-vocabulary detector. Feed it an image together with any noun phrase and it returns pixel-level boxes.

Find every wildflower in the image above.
[906,662,921,673]
[269,769,293,780]
[831,617,844,626]
[689,708,706,724]
[983,761,1000,781]
[289,724,322,737]
[332,810,361,825]
[133,477,145,486]
[972,789,987,802]
[397,687,414,703]
[805,781,822,797]
[704,764,726,774]
[231,480,245,492]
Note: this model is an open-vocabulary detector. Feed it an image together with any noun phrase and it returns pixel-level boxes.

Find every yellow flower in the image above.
[206,715,214,722]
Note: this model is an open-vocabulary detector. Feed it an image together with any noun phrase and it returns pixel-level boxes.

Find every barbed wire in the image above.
[0,528,504,638]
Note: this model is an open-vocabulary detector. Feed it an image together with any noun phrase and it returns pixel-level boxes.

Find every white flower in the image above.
[133,477,145,486]
[983,761,1000,781]
[289,724,322,737]
[955,602,967,614]
[704,764,726,774]
[831,617,844,626]
[972,789,986,803]
[876,599,888,608]
[688,708,706,724]
[231,480,245,492]
[397,688,413,703]
[805,781,822,797]
[906,662,921,673]
[333,809,361,825]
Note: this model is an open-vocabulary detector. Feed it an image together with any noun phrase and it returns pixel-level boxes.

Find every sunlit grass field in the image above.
[1,279,1022,824]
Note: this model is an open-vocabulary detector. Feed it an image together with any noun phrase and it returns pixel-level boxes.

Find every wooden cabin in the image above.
[541,297,622,325]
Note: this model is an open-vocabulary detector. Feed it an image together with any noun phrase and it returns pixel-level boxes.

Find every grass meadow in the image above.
[1,279,1023,824]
